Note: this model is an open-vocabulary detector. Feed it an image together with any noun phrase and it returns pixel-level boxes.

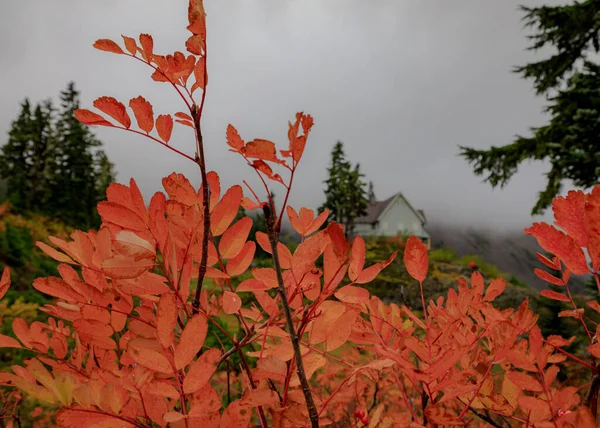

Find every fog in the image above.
[0,0,562,231]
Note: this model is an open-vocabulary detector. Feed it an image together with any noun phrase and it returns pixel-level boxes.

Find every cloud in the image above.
[0,0,559,231]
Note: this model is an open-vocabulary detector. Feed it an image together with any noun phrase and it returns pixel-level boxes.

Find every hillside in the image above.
[425,221,588,292]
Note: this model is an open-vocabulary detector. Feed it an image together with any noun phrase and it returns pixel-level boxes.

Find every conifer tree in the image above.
[460,1,600,215]
[319,141,368,237]
[368,181,376,204]
[0,82,115,228]
[0,99,34,210]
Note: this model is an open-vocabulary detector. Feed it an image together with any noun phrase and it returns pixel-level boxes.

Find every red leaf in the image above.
[211,185,242,236]
[175,313,207,369]
[540,289,570,302]
[525,222,589,275]
[355,252,397,284]
[553,190,588,247]
[587,300,600,313]
[404,236,428,282]
[156,114,173,143]
[348,236,366,282]
[192,57,206,93]
[187,0,207,37]
[156,293,178,348]
[128,345,173,374]
[0,267,11,300]
[97,201,147,231]
[306,209,329,236]
[139,33,154,63]
[534,268,564,286]
[57,409,135,427]
[129,96,154,133]
[74,109,113,127]
[589,343,600,358]
[226,242,256,276]
[536,252,561,271]
[223,291,242,314]
[335,285,369,304]
[183,348,221,394]
[226,124,244,151]
[162,172,198,207]
[0,334,21,349]
[121,35,137,55]
[93,96,131,128]
[244,139,278,161]
[93,39,124,54]
[483,278,506,302]
[506,371,543,392]
[219,217,253,259]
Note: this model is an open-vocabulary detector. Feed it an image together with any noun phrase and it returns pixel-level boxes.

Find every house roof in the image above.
[355,192,426,225]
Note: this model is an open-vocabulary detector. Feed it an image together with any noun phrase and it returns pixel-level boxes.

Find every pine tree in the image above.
[460,1,600,215]
[319,141,368,237]
[0,99,34,210]
[0,82,115,229]
[54,82,112,228]
[368,181,376,204]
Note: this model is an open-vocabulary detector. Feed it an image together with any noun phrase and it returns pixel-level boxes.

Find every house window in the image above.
[371,223,377,230]
[397,223,404,234]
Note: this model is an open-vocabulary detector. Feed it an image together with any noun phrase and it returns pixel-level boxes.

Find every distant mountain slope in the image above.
[425,222,587,292]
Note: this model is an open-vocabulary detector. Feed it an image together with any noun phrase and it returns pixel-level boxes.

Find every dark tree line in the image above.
[0,82,115,229]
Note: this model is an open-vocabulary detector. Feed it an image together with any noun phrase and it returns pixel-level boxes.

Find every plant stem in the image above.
[191,104,211,314]
[263,204,320,428]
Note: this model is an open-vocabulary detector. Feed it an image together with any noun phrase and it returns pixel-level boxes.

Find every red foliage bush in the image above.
[2,1,600,427]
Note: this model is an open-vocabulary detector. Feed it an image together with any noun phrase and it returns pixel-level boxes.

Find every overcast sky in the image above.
[0,0,562,230]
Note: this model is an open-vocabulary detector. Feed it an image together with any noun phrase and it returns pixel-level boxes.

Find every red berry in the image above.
[354,409,365,418]
[469,261,477,269]
[361,417,369,425]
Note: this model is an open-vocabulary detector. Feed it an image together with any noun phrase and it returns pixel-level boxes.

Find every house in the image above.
[353,192,431,249]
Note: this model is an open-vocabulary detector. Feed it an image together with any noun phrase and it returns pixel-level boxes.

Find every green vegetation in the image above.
[319,141,369,237]
[0,82,115,229]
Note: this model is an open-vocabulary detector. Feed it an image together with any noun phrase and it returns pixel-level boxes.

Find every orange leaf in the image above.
[553,190,588,247]
[156,293,178,348]
[74,109,113,126]
[540,289,570,302]
[525,222,589,275]
[57,409,134,427]
[139,33,153,62]
[335,285,369,304]
[192,57,207,93]
[175,313,207,369]
[156,114,173,143]
[244,139,278,161]
[35,242,75,264]
[121,35,137,55]
[129,96,154,133]
[483,278,506,302]
[223,291,242,314]
[97,201,147,231]
[589,343,600,358]
[534,268,564,286]
[226,124,244,151]
[506,371,543,392]
[306,209,329,236]
[128,345,173,374]
[183,348,221,394]
[0,266,11,300]
[162,172,198,207]
[587,301,600,313]
[93,96,131,128]
[211,185,242,236]
[163,412,185,423]
[219,217,253,259]
[187,0,207,36]
[536,252,561,271]
[0,334,21,349]
[404,236,428,282]
[93,39,124,54]
[226,242,255,276]
[348,236,366,282]
[355,251,397,284]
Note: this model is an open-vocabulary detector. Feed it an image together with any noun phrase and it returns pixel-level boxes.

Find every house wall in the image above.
[354,196,430,239]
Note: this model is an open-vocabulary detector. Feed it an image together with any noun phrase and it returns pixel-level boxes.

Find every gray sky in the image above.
[0,0,561,230]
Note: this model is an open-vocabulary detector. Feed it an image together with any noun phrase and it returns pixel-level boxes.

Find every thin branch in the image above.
[264,203,320,428]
